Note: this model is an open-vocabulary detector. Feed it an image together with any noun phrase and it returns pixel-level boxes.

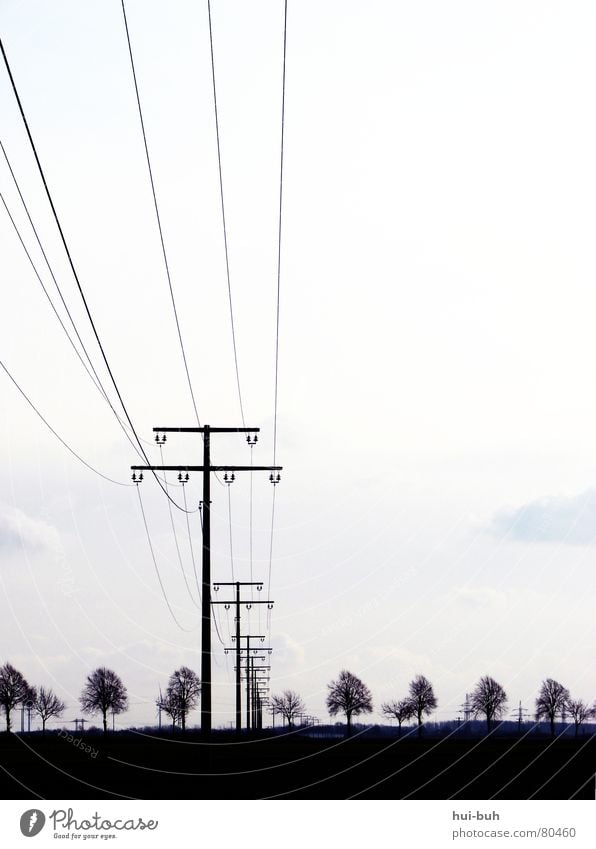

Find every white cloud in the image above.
[488,488,596,546]
[454,586,508,610]
[0,504,61,554]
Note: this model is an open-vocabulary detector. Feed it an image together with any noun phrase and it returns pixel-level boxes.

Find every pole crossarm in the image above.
[212,601,273,606]
[214,582,264,587]
[131,465,282,472]
[153,427,260,433]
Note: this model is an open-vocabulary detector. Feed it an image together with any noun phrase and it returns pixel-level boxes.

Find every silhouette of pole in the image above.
[201,425,211,735]
[131,425,281,737]
[214,584,273,733]
[235,582,241,730]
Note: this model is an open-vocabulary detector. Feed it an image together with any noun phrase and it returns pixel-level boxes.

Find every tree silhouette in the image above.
[565,699,595,737]
[0,663,31,733]
[326,670,372,736]
[408,675,437,735]
[33,687,66,735]
[270,690,306,728]
[80,667,128,734]
[165,667,200,732]
[381,698,414,736]
[470,675,508,733]
[156,688,183,731]
[535,678,569,737]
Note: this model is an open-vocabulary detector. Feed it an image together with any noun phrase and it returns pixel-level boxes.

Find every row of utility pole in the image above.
[132,425,281,736]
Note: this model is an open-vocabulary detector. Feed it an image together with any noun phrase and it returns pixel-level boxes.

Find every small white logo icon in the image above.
[19,809,46,837]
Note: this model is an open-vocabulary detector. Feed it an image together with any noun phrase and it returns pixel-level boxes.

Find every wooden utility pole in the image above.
[132,425,281,736]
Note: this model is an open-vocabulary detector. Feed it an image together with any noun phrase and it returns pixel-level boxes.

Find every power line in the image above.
[135,484,197,632]
[267,0,288,635]
[0,358,131,487]
[207,0,246,428]
[120,0,202,429]
[159,445,200,609]
[0,177,147,461]
[227,481,235,583]
[182,482,201,602]
[272,0,288,469]
[0,34,193,515]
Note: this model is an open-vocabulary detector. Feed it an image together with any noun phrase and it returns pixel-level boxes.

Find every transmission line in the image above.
[120,0,202,429]
[136,485,197,631]
[0,34,194,515]
[267,0,288,634]
[159,446,200,608]
[207,0,246,428]
[0,358,131,487]
[0,181,149,463]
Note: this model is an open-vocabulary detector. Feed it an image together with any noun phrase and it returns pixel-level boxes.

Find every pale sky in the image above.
[1,0,595,730]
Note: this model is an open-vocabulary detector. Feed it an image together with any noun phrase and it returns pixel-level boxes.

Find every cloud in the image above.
[0,504,61,554]
[488,488,596,545]
[454,586,507,610]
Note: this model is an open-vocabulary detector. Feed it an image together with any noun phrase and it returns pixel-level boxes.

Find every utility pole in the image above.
[510,701,530,732]
[461,693,472,723]
[231,635,272,729]
[131,425,281,737]
[213,582,273,733]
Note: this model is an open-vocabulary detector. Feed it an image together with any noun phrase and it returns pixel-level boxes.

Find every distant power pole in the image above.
[131,424,281,737]
[213,581,274,733]
[231,635,272,729]
[511,701,530,732]
[462,693,472,723]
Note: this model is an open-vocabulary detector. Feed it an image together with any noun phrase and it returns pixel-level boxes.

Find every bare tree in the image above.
[381,698,414,737]
[326,670,372,736]
[270,690,306,728]
[408,675,438,735]
[80,667,128,734]
[166,667,200,732]
[0,663,31,732]
[535,678,569,737]
[470,676,508,733]
[156,688,183,731]
[33,687,66,735]
[565,699,595,737]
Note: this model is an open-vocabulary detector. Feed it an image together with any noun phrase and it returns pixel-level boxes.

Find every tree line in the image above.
[0,662,199,735]
[1,661,594,737]
[270,671,595,738]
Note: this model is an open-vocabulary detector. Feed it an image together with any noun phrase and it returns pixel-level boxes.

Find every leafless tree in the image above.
[0,663,31,732]
[470,676,508,733]
[408,675,438,735]
[80,667,128,734]
[156,688,183,731]
[270,690,306,728]
[33,687,66,735]
[381,698,414,736]
[565,699,595,737]
[535,678,570,737]
[165,667,200,731]
[326,670,372,736]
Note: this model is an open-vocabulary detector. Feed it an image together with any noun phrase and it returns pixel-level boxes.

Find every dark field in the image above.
[0,730,593,800]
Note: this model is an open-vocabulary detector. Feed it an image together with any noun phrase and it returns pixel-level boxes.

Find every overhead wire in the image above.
[0,139,154,457]
[267,0,288,635]
[182,483,202,602]
[159,445,200,608]
[136,485,197,632]
[0,358,131,487]
[0,34,195,515]
[120,0,202,431]
[207,0,246,428]
[227,483,235,583]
